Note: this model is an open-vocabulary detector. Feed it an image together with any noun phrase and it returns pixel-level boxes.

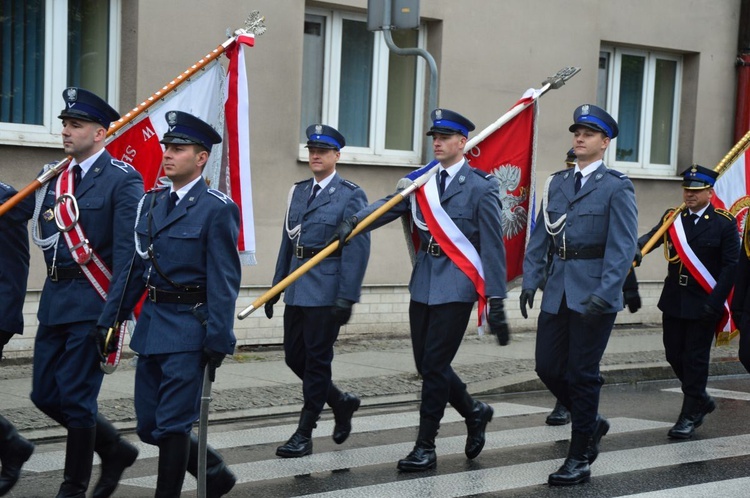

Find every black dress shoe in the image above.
[692,397,716,429]
[548,432,591,486]
[93,438,139,498]
[667,414,695,439]
[0,432,34,496]
[397,442,436,472]
[332,393,361,444]
[276,432,313,458]
[545,401,571,426]
[465,401,493,459]
[584,415,610,464]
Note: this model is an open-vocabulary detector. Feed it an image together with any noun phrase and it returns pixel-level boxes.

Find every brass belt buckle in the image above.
[295,245,304,259]
[679,274,688,286]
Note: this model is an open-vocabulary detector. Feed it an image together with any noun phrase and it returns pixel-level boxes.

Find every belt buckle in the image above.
[428,243,441,257]
[48,266,58,282]
[679,274,688,286]
[148,286,157,302]
[557,247,566,260]
[295,245,304,259]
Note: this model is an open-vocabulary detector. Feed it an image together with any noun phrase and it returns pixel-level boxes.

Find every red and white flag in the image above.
[713,146,750,234]
[106,35,257,265]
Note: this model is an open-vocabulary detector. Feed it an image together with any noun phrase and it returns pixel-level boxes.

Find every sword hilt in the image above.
[103,324,119,356]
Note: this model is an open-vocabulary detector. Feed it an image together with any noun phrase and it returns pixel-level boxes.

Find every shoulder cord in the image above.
[284,183,302,241]
[31,181,61,270]
[409,192,429,232]
[542,174,566,237]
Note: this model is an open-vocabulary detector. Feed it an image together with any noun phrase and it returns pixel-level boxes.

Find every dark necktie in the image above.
[686,213,699,233]
[72,165,82,190]
[438,170,448,196]
[574,171,582,194]
[167,191,179,214]
[307,184,321,207]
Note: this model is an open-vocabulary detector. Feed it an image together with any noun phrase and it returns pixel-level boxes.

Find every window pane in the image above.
[616,54,645,162]
[0,0,45,125]
[385,29,417,151]
[67,0,109,96]
[338,19,373,147]
[300,14,326,142]
[650,59,677,165]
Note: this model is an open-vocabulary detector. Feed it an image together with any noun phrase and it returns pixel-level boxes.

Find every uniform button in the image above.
[303,216,308,221]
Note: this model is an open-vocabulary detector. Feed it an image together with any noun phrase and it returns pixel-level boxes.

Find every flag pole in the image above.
[0,12,266,218]
[639,127,750,258]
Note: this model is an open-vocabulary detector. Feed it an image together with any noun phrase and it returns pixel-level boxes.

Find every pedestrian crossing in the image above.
[23,389,750,497]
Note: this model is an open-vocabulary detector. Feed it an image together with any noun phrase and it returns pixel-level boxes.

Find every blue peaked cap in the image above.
[681,164,717,189]
[569,104,619,139]
[427,108,475,138]
[160,111,222,151]
[305,124,345,150]
[58,87,119,128]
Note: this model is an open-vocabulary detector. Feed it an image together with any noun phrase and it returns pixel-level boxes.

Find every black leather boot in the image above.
[276,409,318,458]
[692,395,716,429]
[328,389,361,444]
[548,431,591,486]
[584,415,610,464]
[56,425,97,498]
[0,415,34,497]
[397,418,439,472]
[155,434,190,498]
[668,396,699,439]
[92,414,139,498]
[545,400,571,426]
[464,399,493,459]
[186,434,237,498]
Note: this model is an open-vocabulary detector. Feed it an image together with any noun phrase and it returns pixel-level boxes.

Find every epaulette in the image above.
[146,185,168,194]
[0,181,10,191]
[207,188,232,204]
[295,178,313,186]
[110,159,135,173]
[341,179,360,190]
[607,169,629,179]
[471,168,492,180]
[714,207,735,221]
[551,168,570,176]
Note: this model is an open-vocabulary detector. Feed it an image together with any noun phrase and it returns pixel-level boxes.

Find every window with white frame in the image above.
[598,46,682,176]
[300,9,426,166]
[0,0,120,147]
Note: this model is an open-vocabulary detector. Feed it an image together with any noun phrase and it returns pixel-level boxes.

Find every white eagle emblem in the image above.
[492,164,528,238]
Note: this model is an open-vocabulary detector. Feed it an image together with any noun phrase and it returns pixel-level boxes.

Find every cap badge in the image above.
[690,165,698,173]
[66,88,77,102]
[315,124,323,134]
[167,112,177,126]
[435,109,443,119]
[581,104,590,115]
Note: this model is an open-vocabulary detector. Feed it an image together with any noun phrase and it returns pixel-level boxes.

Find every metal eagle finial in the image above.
[244,11,266,36]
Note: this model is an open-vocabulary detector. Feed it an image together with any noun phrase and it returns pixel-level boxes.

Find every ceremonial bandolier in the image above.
[731,219,750,373]
[268,124,370,459]
[107,111,240,497]
[31,88,142,498]
[639,164,739,440]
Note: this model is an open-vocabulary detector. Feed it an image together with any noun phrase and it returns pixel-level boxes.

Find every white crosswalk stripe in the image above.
[662,386,750,402]
[615,476,750,497]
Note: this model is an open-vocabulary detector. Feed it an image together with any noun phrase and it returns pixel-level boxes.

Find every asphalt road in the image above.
[9,373,750,497]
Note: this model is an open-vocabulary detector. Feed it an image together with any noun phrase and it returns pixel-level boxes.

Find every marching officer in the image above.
[331,109,509,472]
[732,217,750,373]
[0,185,35,495]
[266,124,370,458]
[520,104,638,485]
[638,165,739,438]
[30,88,142,498]
[101,111,240,497]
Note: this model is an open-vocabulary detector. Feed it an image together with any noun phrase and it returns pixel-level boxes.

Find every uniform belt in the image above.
[420,241,443,257]
[147,285,206,304]
[556,246,605,260]
[47,266,85,282]
[294,245,342,259]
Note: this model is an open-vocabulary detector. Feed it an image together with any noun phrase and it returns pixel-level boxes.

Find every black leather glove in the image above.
[519,289,536,319]
[623,289,641,313]
[327,215,358,247]
[582,294,609,320]
[91,326,117,361]
[700,303,722,325]
[264,293,281,319]
[200,347,226,382]
[331,298,354,326]
[633,249,643,267]
[487,297,510,346]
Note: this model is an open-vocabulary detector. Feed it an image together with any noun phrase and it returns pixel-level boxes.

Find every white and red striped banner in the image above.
[713,146,750,234]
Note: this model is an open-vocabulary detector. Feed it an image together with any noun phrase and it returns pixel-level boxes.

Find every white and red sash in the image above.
[668,215,734,340]
[53,167,127,370]
[414,172,487,327]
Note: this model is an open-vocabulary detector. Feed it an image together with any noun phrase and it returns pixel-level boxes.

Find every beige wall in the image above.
[0,0,742,348]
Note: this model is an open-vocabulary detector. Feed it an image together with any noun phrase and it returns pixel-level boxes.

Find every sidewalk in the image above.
[1,324,745,440]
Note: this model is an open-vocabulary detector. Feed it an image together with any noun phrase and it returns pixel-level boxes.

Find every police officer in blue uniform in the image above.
[331,109,509,472]
[639,165,738,439]
[102,111,240,497]
[30,88,142,498]
[732,216,750,373]
[0,185,35,495]
[266,124,370,458]
[521,104,638,486]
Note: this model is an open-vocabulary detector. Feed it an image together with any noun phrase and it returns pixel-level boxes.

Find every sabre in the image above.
[236,165,440,319]
[0,11,266,218]
[638,127,750,259]
[197,364,213,498]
